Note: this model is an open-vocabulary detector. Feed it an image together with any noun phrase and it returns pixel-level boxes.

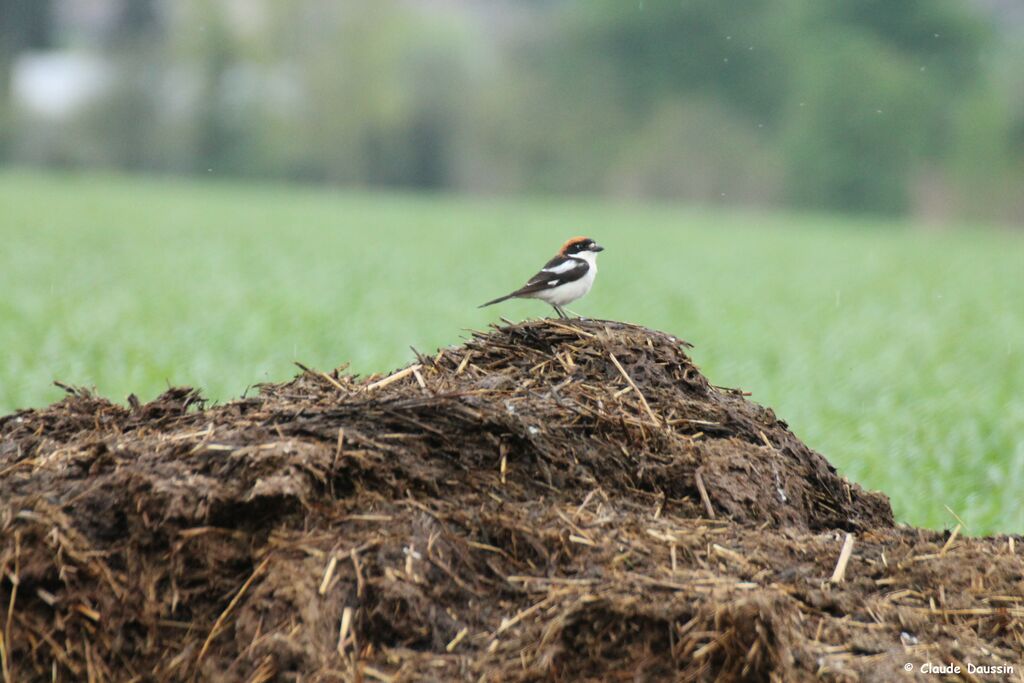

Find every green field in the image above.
[1,171,1022,534]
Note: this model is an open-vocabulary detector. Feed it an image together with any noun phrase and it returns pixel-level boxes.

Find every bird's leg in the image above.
[552,305,567,319]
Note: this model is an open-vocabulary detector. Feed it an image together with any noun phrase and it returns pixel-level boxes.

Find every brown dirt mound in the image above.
[0,319,1021,682]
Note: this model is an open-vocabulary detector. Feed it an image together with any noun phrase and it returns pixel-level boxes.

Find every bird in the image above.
[480,236,604,319]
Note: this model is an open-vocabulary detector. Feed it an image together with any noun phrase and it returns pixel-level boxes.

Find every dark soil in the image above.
[1,319,1021,681]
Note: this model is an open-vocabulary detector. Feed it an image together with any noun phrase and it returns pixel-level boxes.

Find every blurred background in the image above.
[1,0,1022,533]
[3,0,1024,219]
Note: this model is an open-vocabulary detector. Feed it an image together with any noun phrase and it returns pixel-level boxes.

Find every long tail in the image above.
[479,292,516,308]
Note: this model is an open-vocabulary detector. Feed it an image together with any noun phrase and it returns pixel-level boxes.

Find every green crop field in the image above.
[1,170,1022,534]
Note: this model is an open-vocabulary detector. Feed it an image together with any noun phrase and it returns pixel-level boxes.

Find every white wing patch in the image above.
[548,280,559,286]
[544,259,579,274]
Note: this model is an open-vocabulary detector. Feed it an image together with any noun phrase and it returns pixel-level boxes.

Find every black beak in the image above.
[592,244,605,252]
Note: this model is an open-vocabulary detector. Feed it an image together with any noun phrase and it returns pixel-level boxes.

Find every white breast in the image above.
[533,251,597,306]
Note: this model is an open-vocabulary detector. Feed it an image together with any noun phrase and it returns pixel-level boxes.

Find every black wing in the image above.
[480,256,589,307]
[511,256,589,296]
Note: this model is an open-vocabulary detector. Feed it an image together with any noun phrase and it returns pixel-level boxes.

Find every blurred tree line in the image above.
[1,0,1022,220]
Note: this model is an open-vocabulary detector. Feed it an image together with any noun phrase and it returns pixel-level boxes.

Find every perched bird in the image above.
[480,236,604,319]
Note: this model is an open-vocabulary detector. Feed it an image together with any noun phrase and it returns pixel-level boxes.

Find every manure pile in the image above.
[1,319,1021,682]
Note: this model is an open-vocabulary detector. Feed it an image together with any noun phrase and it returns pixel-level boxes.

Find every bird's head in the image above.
[559,236,604,258]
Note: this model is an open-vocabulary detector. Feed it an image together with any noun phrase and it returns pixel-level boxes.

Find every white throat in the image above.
[575,250,598,271]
